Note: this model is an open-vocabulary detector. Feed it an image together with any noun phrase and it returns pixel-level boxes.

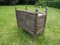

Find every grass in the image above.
[0,5,60,45]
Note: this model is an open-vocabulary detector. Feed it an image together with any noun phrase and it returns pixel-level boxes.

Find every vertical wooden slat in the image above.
[42,7,48,34]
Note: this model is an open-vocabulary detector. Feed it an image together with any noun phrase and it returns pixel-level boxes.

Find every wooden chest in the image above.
[15,9,47,37]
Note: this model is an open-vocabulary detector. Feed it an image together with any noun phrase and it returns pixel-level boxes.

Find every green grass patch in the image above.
[0,5,60,45]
